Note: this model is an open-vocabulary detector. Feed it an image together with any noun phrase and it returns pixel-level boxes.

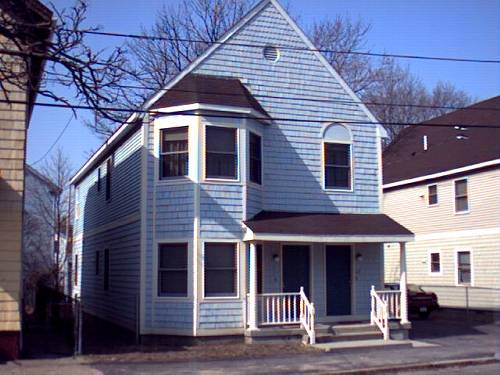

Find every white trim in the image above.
[454,248,474,287]
[244,230,414,244]
[453,177,470,214]
[139,119,149,334]
[414,227,500,242]
[201,240,241,301]
[193,114,202,336]
[427,249,443,276]
[322,141,354,193]
[383,159,500,189]
[153,239,194,301]
[426,183,439,207]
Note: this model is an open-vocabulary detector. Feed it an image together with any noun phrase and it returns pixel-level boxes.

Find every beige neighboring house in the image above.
[0,0,52,360]
[383,96,500,312]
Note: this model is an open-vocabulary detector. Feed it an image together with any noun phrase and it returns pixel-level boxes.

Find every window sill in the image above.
[154,296,192,303]
[156,177,192,186]
[203,178,242,186]
[324,187,354,193]
[247,181,263,189]
[202,296,240,302]
[427,203,439,208]
[454,210,470,215]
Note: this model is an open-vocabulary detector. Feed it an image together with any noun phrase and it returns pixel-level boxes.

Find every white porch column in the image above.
[399,242,409,324]
[248,242,258,330]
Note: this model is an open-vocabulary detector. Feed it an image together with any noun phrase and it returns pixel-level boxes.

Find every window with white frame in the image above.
[205,126,237,180]
[105,156,113,201]
[158,243,188,297]
[249,132,262,184]
[429,251,441,274]
[160,127,189,179]
[428,184,438,205]
[323,124,352,190]
[204,243,237,297]
[456,250,471,285]
[454,179,468,212]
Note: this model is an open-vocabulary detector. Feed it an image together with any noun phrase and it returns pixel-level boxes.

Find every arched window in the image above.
[323,124,352,190]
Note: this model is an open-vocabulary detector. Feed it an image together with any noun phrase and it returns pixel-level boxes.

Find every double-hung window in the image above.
[158,243,188,297]
[205,126,237,180]
[456,250,471,285]
[160,127,189,179]
[204,243,237,298]
[429,252,441,274]
[249,132,262,184]
[428,184,438,205]
[324,143,351,190]
[454,179,468,213]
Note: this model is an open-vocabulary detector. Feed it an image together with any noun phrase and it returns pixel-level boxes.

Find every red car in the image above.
[385,283,439,319]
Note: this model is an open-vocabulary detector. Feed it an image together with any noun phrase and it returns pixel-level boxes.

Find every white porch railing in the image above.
[246,287,316,345]
[377,290,401,320]
[370,286,390,340]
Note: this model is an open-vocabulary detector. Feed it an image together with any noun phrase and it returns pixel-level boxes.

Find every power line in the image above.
[76,29,500,64]
[3,98,500,129]
[31,113,74,165]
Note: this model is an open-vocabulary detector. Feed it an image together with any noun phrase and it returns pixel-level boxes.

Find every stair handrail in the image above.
[299,287,316,345]
[370,285,389,340]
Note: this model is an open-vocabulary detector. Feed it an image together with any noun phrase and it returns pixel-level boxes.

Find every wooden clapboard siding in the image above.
[383,168,500,235]
[0,34,27,334]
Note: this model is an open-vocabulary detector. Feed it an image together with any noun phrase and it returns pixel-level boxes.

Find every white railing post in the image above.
[248,242,258,330]
[399,242,409,324]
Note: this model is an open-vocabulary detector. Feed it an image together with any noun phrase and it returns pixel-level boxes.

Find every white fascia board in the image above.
[244,231,414,244]
[269,0,381,129]
[70,112,139,185]
[383,159,500,190]
[376,125,388,138]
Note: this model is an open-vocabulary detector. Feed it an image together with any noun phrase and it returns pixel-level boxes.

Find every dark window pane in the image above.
[161,153,189,178]
[161,127,188,150]
[160,127,189,179]
[325,143,350,166]
[159,270,188,296]
[458,252,470,266]
[204,243,237,297]
[430,253,440,273]
[428,185,438,205]
[159,244,187,268]
[325,166,350,189]
[249,132,262,184]
[455,180,467,196]
[457,251,471,284]
[456,196,468,212]
[105,157,112,201]
[324,143,351,189]
[206,127,236,153]
[206,153,237,179]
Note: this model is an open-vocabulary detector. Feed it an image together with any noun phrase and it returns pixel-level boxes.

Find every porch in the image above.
[242,211,414,344]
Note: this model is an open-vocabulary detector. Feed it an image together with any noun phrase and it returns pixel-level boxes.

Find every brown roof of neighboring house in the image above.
[383,96,500,186]
[150,74,269,117]
[244,211,413,236]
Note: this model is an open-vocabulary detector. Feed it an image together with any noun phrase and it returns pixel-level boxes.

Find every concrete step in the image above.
[331,323,379,335]
[313,339,413,352]
[313,331,382,344]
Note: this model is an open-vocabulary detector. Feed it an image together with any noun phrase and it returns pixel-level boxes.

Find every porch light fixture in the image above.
[273,254,280,263]
[356,253,363,262]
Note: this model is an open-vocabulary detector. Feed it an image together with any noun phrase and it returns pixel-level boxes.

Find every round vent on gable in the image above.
[263,45,280,62]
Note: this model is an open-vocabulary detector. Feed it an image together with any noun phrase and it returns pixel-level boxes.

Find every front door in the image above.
[326,245,352,316]
[282,245,310,296]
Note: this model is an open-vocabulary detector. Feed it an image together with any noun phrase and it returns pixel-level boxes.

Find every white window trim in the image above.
[202,240,240,301]
[454,248,474,287]
[154,115,198,185]
[203,123,241,183]
[427,183,439,207]
[453,177,470,215]
[427,249,442,276]
[153,238,193,302]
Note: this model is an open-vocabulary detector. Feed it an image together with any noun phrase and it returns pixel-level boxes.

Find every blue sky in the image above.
[27,0,499,173]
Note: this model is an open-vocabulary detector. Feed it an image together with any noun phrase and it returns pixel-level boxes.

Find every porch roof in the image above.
[243,211,414,243]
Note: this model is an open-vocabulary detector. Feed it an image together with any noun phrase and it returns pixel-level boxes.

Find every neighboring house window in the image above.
[428,184,438,205]
[105,157,113,201]
[429,252,441,274]
[97,167,101,192]
[95,250,100,275]
[456,250,471,285]
[204,243,237,297]
[158,243,188,297]
[206,126,237,179]
[74,255,78,286]
[323,124,352,190]
[160,127,189,179]
[104,248,109,291]
[249,132,262,184]
[454,179,468,212]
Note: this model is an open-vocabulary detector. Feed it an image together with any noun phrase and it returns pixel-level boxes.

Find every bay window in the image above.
[205,126,237,179]
[160,127,189,179]
[158,243,188,297]
[204,242,237,297]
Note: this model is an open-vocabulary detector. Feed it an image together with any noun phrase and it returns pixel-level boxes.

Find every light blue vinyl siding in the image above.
[200,184,243,238]
[194,2,380,214]
[156,183,194,238]
[73,128,142,331]
[246,184,263,219]
[152,301,194,330]
[199,302,244,329]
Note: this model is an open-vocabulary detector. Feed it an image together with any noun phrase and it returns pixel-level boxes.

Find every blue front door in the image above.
[326,245,352,316]
[282,245,310,296]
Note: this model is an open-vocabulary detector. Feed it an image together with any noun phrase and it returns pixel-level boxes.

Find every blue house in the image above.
[70,0,413,345]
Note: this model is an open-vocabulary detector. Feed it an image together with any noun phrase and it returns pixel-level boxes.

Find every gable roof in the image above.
[383,96,500,188]
[71,0,382,185]
[150,74,269,117]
